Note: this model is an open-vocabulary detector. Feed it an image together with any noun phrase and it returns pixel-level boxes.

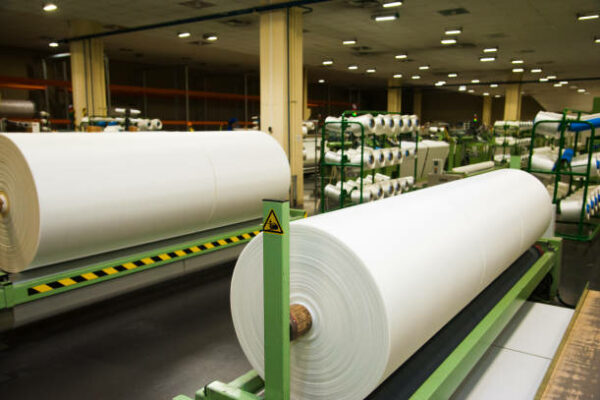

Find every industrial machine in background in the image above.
[0,99,51,132]
[80,106,163,132]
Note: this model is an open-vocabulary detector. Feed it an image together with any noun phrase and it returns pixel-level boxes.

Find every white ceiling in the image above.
[0,0,599,112]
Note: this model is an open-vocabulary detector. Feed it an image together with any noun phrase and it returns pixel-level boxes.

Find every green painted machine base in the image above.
[184,238,561,400]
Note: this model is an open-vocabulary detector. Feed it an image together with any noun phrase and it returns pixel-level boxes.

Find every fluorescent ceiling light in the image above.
[459,85,467,91]
[468,89,474,93]
[494,95,501,98]
[395,53,408,59]
[483,47,498,53]
[577,12,599,21]
[441,38,457,45]
[318,79,325,83]
[471,79,480,83]
[366,68,376,73]
[411,75,421,80]
[560,81,568,85]
[43,3,58,12]
[531,68,542,73]
[373,13,399,22]
[570,85,578,89]
[595,37,600,43]
[434,81,446,86]
[511,59,524,64]
[322,59,333,66]
[490,83,498,88]
[480,56,496,62]
[546,75,557,80]
[342,39,357,45]
[539,78,549,82]
[553,83,562,87]
[445,28,462,35]
[483,92,490,96]
[382,1,403,8]
[419,65,430,70]
[348,65,358,70]
[512,68,524,73]
[49,42,59,47]
[203,33,218,41]
[178,32,191,38]
[50,52,70,58]
[448,73,458,78]
[393,74,403,78]
[578,88,586,92]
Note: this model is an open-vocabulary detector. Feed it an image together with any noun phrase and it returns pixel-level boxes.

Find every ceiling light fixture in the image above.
[49,41,59,47]
[382,1,403,8]
[483,92,490,96]
[578,88,586,92]
[459,85,467,91]
[512,68,524,73]
[342,39,357,45]
[366,68,376,73]
[468,89,474,93]
[539,78,549,82]
[490,83,498,88]
[348,65,358,70]
[480,56,496,62]
[373,13,399,22]
[595,37,600,44]
[395,53,408,59]
[419,65,430,70]
[483,47,498,53]
[531,68,542,73]
[322,59,333,66]
[318,79,325,84]
[553,83,562,87]
[411,75,421,80]
[441,38,457,45]
[43,3,58,12]
[471,79,480,83]
[203,33,218,41]
[494,95,501,98]
[435,81,446,86]
[448,73,458,78]
[560,81,568,85]
[577,12,600,21]
[546,75,557,80]
[444,28,462,35]
[570,85,578,89]
[511,59,524,64]
[393,73,403,78]
[178,32,191,38]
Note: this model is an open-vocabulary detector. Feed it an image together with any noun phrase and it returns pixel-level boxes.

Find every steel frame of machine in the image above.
[0,209,306,317]
[176,198,562,400]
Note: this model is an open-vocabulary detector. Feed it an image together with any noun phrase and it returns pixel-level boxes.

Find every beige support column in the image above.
[503,73,522,121]
[413,88,422,119]
[303,69,311,120]
[482,95,492,127]
[69,20,107,126]
[260,5,304,207]
[387,78,402,113]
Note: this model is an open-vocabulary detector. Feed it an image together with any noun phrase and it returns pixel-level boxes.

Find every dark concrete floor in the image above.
[0,230,598,400]
[0,265,251,400]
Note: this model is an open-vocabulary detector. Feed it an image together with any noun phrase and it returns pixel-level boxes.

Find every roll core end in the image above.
[290,303,312,341]
[0,192,8,215]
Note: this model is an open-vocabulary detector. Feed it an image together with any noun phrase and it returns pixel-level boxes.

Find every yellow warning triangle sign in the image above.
[263,209,284,235]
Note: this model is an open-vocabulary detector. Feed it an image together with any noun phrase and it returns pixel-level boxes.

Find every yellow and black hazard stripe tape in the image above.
[27,230,261,296]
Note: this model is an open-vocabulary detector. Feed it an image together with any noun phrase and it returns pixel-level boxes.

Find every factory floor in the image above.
[1,198,598,399]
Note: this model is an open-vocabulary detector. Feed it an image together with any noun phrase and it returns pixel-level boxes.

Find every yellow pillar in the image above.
[260,5,303,207]
[482,95,492,127]
[69,20,107,126]
[413,88,422,119]
[503,73,522,121]
[387,78,402,113]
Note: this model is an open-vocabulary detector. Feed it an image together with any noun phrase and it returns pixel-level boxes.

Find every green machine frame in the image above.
[0,209,306,319]
[177,199,562,400]
[526,108,599,241]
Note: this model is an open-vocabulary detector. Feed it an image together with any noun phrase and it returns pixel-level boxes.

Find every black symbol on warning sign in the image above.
[263,209,284,235]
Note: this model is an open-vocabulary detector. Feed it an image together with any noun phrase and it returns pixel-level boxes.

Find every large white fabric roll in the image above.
[230,169,551,400]
[0,131,290,273]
